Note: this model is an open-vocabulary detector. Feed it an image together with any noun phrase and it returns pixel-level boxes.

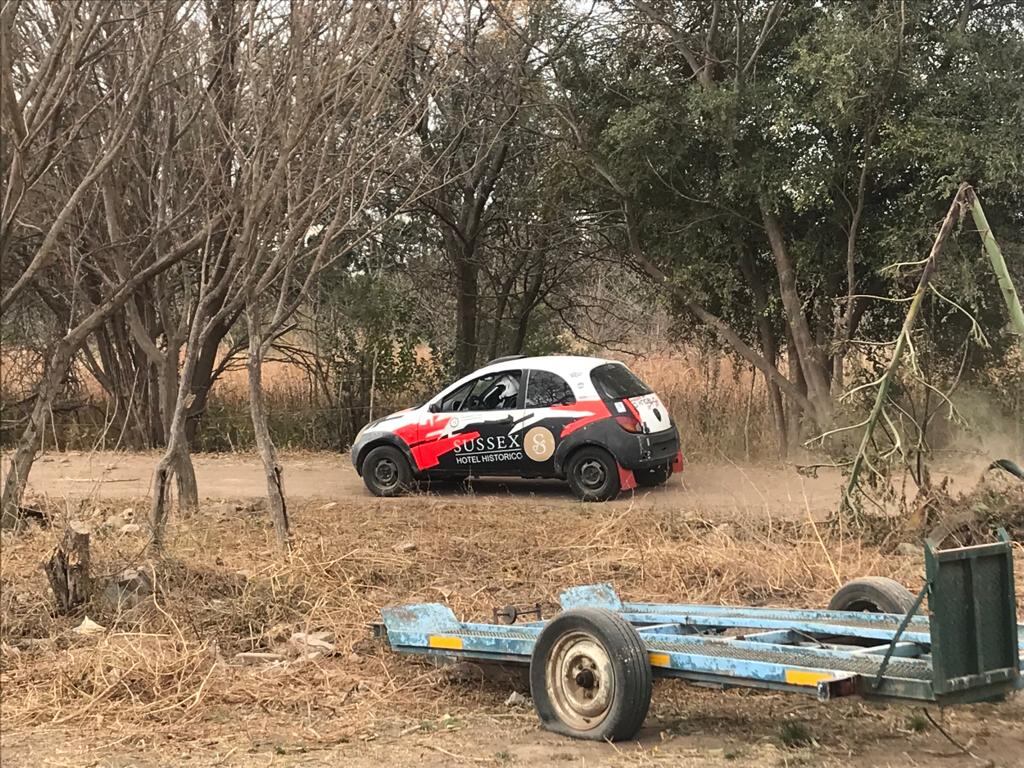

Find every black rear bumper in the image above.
[614,424,681,470]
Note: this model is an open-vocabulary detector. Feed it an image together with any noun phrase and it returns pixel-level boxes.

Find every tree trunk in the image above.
[44,523,92,613]
[760,202,832,428]
[147,414,200,546]
[1,440,40,530]
[184,315,232,445]
[1,344,74,527]
[148,418,186,553]
[737,250,788,457]
[454,241,479,374]
[785,330,808,447]
[511,309,531,355]
[149,312,209,553]
[174,443,199,511]
[766,377,787,458]
[147,362,164,446]
[246,310,291,550]
[156,351,198,510]
[755,323,787,457]
[511,256,545,354]
[487,269,517,360]
[758,313,788,458]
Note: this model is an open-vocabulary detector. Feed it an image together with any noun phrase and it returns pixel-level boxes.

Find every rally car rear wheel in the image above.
[566,446,620,502]
[362,446,413,497]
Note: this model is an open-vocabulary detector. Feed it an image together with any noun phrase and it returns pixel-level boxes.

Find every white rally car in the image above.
[351,355,683,501]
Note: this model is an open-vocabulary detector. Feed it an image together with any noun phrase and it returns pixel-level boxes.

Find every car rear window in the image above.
[590,363,652,400]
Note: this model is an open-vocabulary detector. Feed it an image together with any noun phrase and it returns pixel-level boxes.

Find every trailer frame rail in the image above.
[380,530,1022,736]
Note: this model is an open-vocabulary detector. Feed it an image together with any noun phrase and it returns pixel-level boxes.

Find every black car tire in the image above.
[530,608,652,741]
[362,445,414,497]
[566,446,621,502]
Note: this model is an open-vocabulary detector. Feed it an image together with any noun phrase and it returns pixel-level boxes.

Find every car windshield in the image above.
[590,363,652,400]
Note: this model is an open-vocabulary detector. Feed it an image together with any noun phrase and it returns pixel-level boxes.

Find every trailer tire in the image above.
[530,608,652,741]
[828,577,917,614]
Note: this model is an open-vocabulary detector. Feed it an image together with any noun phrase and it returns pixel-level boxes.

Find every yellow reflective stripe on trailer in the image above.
[785,669,833,687]
[428,635,464,650]
[648,653,836,687]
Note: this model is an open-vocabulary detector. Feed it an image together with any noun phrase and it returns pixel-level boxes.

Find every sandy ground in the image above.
[4,703,1024,768]
[12,448,998,519]
[16,449,848,519]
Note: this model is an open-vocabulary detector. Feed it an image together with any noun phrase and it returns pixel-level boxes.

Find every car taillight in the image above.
[615,414,642,433]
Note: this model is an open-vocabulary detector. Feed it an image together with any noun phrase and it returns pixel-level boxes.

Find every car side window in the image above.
[438,381,473,412]
[459,370,522,411]
[525,370,576,408]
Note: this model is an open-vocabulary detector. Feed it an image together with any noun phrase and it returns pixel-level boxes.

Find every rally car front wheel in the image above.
[362,445,414,497]
[566,446,620,502]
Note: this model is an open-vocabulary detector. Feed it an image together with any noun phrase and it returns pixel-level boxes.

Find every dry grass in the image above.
[0,494,964,747]
[5,342,1022,463]
[1,346,782,457]
[628,352,776,460]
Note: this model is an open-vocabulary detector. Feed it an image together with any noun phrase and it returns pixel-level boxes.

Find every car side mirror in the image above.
[428,403,440,413]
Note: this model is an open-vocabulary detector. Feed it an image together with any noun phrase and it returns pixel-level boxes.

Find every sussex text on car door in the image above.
[420,370,526,474]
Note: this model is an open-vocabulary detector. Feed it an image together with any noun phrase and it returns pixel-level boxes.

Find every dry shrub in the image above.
[34,635,216,720]
[0,348,46,401]
[2,345,783,458]
[906,466,1024,546]
[628,352,777,461]
[1,493,973,744]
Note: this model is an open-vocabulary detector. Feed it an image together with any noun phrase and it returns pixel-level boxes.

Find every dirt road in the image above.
[10,449,856,518]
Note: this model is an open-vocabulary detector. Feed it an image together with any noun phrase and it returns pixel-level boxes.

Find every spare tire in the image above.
[827,576,917,614]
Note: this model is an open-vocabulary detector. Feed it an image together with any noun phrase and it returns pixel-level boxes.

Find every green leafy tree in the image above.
[549,0,1024,452]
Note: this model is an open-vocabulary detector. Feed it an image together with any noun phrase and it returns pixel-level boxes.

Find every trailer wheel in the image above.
[530,608,652,741]
[828,577,917,614]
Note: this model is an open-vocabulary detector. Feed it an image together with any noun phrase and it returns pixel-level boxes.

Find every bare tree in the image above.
[404,0,543,374]
[1,0,219,526]
[146,0,442,551]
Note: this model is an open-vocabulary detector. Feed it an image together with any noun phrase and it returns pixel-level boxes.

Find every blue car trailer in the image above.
[379,531,1023,741]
